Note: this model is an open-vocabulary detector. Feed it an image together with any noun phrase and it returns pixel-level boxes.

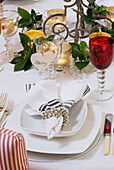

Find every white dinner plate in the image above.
[27,129,101,162]
[5,102,102,154]
[20,100,87,137]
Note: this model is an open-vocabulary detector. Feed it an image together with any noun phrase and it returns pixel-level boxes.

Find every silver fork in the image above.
[0,93,8,110]
[0,99,15,127]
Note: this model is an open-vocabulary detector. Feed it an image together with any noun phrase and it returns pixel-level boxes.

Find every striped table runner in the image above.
[0,128,29,170]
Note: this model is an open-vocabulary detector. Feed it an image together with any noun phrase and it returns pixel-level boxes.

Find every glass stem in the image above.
[4,37,12,57]
[97,70,106,94]
[0,2,4,17]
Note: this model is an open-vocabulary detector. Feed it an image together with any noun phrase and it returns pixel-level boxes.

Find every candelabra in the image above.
[43,0,113,43]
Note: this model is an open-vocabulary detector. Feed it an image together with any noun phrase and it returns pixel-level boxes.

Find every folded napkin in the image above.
[26,80,89,139]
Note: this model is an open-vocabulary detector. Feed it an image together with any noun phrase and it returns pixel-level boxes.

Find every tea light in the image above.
[43,8,66,33]
[54,43,72,71]
[106,6,114,29]
[47,9,66,26]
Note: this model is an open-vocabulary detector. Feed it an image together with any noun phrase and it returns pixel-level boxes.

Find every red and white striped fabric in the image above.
[0,128,29,170]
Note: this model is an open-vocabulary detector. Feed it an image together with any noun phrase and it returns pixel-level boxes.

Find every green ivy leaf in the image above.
[24,46,33,59]
[75,61,90,70]
[108,22,114,39]
[79,41,88,52]
[35,34,55,45]
[46,34,55,41]
[19,32,29,48]
[23,60,32,71]
[81,14,95,25]
[112,22,114,30]
[70,42,90,70]
[18,7,42,30]
[72,8,83,16]
[18,7,32,20]
[31,9,36,17]
[14,59,28,71]
[10,56,24,64]
[69,43,80,59]
[18,18,31,28]
[35,14,42,21]
[95,5,107,14]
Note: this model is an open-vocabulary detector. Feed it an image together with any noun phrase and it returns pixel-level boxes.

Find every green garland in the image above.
[11,6,114,71]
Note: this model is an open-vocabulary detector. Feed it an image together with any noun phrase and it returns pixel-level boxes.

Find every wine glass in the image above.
[0,0,4,15]
[0,10,19,68]
[0,0,4,71]
[89,36,114,101]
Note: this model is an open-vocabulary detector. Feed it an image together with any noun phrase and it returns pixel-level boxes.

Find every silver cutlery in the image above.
[103,113,113,155]
[0,92,8,111]
[0,99,15,127]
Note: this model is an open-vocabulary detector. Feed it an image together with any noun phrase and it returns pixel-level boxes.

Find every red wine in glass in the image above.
[0,0,4,3]
[89,36,114,101]
[89,36,113,70]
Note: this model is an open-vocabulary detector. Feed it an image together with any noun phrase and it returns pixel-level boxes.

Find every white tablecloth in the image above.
[0,0,114,169]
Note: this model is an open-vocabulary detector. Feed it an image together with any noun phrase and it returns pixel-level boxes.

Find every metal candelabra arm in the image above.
[42,0,112,43]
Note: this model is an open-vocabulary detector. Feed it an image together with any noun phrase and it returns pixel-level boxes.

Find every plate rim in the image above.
[27,129,101,162]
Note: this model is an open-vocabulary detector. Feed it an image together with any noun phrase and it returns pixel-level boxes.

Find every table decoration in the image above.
[106,6,114,29]
[70,41,90,71]
[10,0,114,74]
[18,7,42,31]
[43,0,114,42]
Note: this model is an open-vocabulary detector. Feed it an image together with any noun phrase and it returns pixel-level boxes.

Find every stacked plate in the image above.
[5,100,102,162]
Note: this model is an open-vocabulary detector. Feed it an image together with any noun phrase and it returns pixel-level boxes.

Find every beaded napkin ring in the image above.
[42,107,69,127]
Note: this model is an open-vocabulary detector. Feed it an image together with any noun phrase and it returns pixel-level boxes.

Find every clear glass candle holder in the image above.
[54,42,72,72]
[106,6,114,29]
[43,8,66,34]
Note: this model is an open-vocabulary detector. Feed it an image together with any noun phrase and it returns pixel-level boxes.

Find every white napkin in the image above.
[27,80,58,111]
[45,116,63,139]
[60,80,87,103]
[26,80,87,139]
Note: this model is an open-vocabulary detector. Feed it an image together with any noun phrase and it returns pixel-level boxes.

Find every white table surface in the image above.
[0,0,114,169]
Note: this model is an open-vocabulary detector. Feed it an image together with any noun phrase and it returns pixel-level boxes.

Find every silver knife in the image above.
[103,113,113,155]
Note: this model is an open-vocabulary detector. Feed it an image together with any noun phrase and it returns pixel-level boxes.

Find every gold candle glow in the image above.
[54,42,72,71]
[106,6,114,29]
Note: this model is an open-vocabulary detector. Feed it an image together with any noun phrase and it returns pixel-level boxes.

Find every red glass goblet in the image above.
[89,36,113,101]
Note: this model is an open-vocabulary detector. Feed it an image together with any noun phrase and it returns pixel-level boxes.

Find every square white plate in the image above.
[5,102,102,154]
[20,100,87,137]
